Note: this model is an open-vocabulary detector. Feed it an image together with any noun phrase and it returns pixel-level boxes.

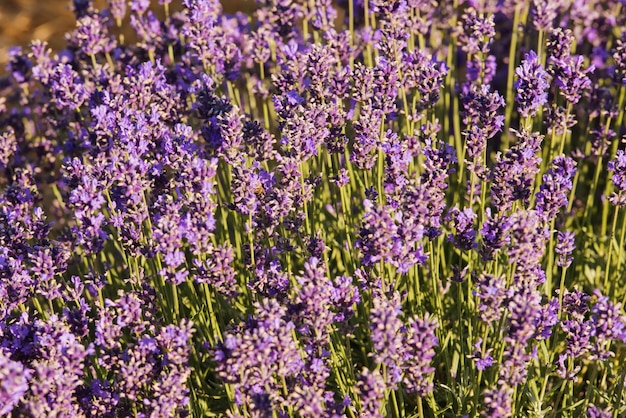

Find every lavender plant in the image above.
[1,0,626,416]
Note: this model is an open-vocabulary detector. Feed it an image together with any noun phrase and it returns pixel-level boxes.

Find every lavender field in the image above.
[1,0,625,416]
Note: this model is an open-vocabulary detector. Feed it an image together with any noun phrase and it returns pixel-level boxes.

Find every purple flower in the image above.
[555,230,575,268]
[507,209,550,273]
[474,274,507,323]
[470,339,494,371]
[108,0,127,21]
[403,314,438,396]
[490,130,543,212]
[71,14,117,56]
[515,51,550,118]
[531,0,561,31]
[480,209,512,261]
[590,290,626,359]
[612,36,626,85]
[0,350,31,415]
[402,50,448,112]
[356,368,386,418]
[551,54,595,104]
[608,149,626,205]
[587,404,613,418]
[535,156,576,222]
[547,28,574,61]
[482,385,513,418]
[0,128,17,170]
[457,8,495,55]
[49,64,89,110]
[447,206,477,251]
[369,292,405,385]
[214,299,305,416]
[461,83,505,163]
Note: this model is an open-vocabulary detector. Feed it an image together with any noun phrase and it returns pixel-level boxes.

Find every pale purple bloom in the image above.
[0,350,31,415]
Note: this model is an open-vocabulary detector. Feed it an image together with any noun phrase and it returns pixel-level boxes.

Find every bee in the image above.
[253,182,265,199]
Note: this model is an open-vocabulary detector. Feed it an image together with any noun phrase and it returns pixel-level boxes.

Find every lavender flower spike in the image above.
[514,51,550,119]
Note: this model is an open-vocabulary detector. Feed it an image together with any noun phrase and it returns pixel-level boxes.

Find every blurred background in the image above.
[0,0,253,72]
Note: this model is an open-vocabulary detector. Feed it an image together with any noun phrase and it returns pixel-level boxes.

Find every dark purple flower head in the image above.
[402,51,448,111]
[7,47,32,83]
[214,298,304,415]
[561,289,590,320]
[130,0,150,14]
[467,54,496,84]
[49,64,89,111]
[470,339,494,371]
[369,291,405,385]
[0,128,18,170]
[403,313,438,396]
[506,282,543,344]
[507,210,550,272]
[357,199,398,266]
[480,209,513,261]
[514,51,550,118]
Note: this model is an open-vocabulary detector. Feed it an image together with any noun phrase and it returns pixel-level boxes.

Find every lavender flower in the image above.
[457,8,495,55]
[514,51,550,118]
[369,292,405,385]
[447,206,478,251]
[0,350,31,415]
[535,156,576,222]
[49,64,89,110]
[474,274,507,323]
[590,290,626,359]
[531,0,561,31]
[555,230,575,268]
[547,28,574,61]
[608,149,626,205]
[490,130,543,212]
[612,36,626,85]
[551,55,595,104]
[587,404,613,418]
[461,83,505,163]
[482,385,514,418]
[71,14,117,56]
[403,314,438,396]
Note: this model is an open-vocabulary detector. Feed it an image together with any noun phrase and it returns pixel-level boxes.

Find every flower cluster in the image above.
[0,0,625,416]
